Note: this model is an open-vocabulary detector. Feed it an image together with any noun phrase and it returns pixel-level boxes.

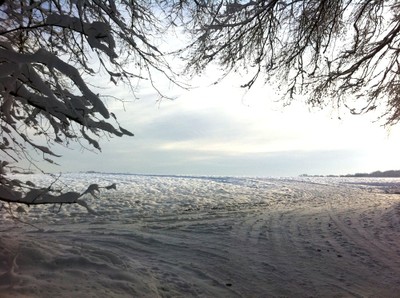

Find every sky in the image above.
[38,69,400,178]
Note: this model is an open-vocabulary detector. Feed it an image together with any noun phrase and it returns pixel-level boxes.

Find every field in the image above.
[1,174,400,297]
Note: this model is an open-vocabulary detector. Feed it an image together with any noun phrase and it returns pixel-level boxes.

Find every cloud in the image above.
[30,70,400,177]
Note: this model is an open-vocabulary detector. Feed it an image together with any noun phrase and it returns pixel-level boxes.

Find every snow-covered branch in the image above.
[0,178,116,214]
[0,0,176,206]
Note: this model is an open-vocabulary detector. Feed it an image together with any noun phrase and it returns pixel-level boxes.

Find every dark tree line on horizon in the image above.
[349,170,400,178]
[301,170,400,178]
[1,0,400,207]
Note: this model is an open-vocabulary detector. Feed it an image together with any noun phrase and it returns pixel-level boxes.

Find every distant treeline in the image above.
[300,170,400,178]
[345,170,400,178]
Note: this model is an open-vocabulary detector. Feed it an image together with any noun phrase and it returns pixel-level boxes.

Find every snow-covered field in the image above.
[1,173,400,297]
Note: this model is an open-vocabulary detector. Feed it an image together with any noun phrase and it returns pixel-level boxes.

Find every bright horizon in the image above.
[32,69,400,178]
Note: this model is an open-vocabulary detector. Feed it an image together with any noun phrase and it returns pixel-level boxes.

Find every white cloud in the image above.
[32,67,400,176]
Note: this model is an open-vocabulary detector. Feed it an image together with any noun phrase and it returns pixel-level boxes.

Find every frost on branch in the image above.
[176,0,400,124]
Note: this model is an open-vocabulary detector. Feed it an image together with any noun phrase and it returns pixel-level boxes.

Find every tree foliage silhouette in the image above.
[178,0,400,123]
[0,0,176,206]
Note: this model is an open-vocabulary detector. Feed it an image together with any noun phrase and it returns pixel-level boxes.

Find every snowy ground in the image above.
[1,174,400,297]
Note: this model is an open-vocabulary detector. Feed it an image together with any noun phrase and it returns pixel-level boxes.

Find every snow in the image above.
[1,173,400,297]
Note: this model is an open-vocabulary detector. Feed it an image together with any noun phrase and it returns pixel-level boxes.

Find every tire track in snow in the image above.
[2,177,400,297]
